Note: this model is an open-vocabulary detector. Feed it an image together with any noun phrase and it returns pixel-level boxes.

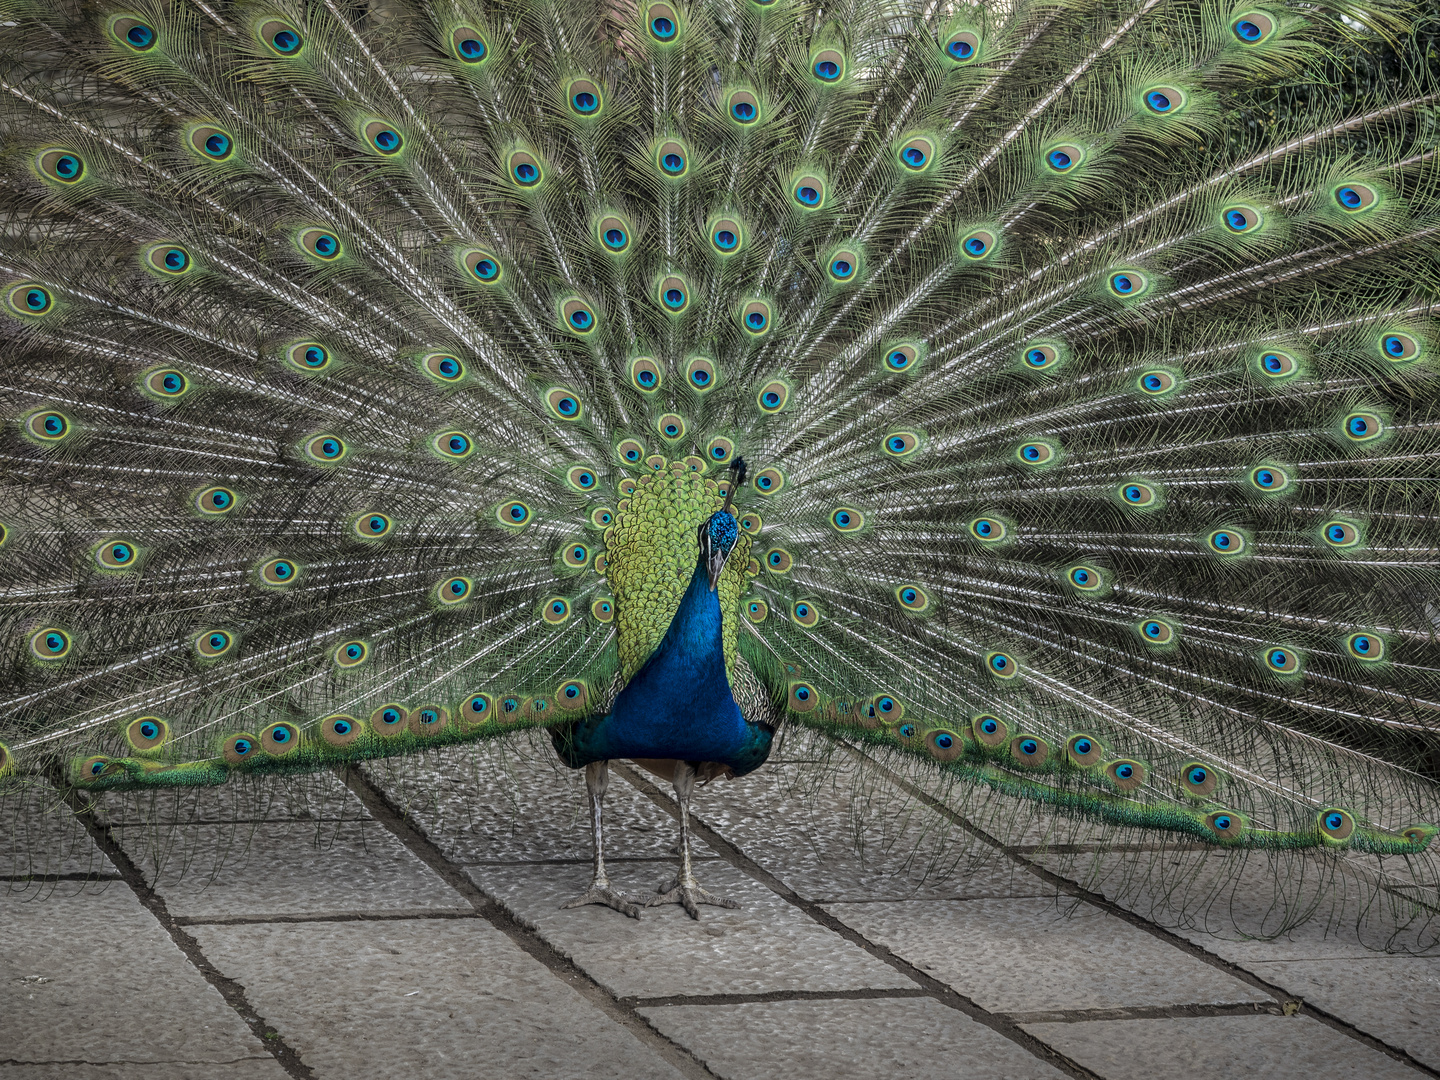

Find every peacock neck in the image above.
[654,560,728,681]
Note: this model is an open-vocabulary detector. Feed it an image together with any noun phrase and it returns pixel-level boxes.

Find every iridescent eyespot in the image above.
[972,713,1007,747]
[1345,632,1384,662]
[896,585,930,612]
[497,500,532,527]
[1143,85,1185,113]
[195,629,235,657]
[1138,617,1175,645]
[1016,441,1054,465]
[547,387,585,420]
[877,344,919,376]
[143,369,189,398]
[1067,733,1104,768]
[787,682,819,712]
[422,353,465,383]
[1231,11,1275,42]
[596,214,630,253]
[827,247,860,283]
[1263,646,1301,674]
[463,249,502,283]
[898,136,935,173]
[656,140,689,178]
[112,17,157,51]
[1020,342,1061,371]
[196,486,237,515]
[412,706,447,735]
[509,151,543,187]
[25,410,71,442]
[1067,565,1102,591]
[629,357,662,392]
[986,651,1017,678]
[792,601,820,627]
[259,18,303,55]
[764,547,793,573]
[710,216,743,254]
[756,380,788,413]
[560,299,596,334]
[562,543,591,569]
[812,49,844,82]
[684,356,715,391]
[304,433,347,463]
[265,724,299,759]
[741,300,772,335]
[320,714,361,747]
[1333,182,1377,212]
[1107,269,1149,297]
[37,148,86,184]
[591,506,615,528]
[189,126,234,161]
[371,704,407,735]
[728,90,760,123]
[1221,205,1262,233]
[1119,482,1157,507]
[1205,811,1245,840]
[146,245,192,275]
[30,627,72,660]
[1010,735,1049,767]
[746,599,768,622]
[1343,411,1383,442]
[960,229,996,259]
[335,640,368,668]
[541,597,572,624]
[1317,807,1355,843]
[882,431,919,458]
[791,174,825,209]
[95,539,140,570]
[873,694,903,721]
[568,79,603,116]
[1379,332,1421,363]
[739,513,762,535]
[1248,465,1289,492]
[1321,519,1360,549]
[1256,350,1299,379]
[9,284,55,317]
[258,558,299,586]
[557,680,590,710]
[706,437,735,464]
[830,508,863,532]
[1181,762,1219,797]
[969,517,1007,541]
[1045,143,1083,172]
[126,715,169,752]
[647,3,680,41]
[1137,370,1175,395]
[298,228,342,261]
[1106,758,1147,791]
[943,30,979,62]
[566,466,598,491]
[616,439,645,464]
[591,597,614,622]
[221,735,256,765]
[752,467,785,495]
[433,430,473,460]
[364,120,403,155]
[654,414,684,441]
[437,576,472,604]
[1206,528,1246,555]
[452,28,488,63]
[287,342,332,373]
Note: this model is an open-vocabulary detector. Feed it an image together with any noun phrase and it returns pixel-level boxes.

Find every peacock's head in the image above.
[699,457,747,592]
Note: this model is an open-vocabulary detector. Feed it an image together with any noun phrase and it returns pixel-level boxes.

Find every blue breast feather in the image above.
[554,562,773,773]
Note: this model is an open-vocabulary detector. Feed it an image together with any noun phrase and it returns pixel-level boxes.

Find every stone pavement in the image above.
[4,731,1438,1080]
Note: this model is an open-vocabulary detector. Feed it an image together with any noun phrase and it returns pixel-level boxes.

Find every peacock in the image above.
[1,0,1438,934]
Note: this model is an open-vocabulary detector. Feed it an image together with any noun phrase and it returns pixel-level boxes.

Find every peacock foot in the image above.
[560,883,644,919]
[646,876,741,920]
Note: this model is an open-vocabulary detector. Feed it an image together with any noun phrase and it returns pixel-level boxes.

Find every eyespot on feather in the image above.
[297,228,342,261]
[142,368,190,399]
[145,244,193,276]
[195,629,236,658]
[37,148,86,184]
[408,705,449,737]
[370,704,408,737]
[461,693,495,726]
[125,715,169,753]
[972,713,1009,748]
[1180,762,1221,798]
[319,714,363,747]
[1010,735,1051,767]
[451,27,488,63]
[188,125,234,161]
[334,640,368,668]
[927,729,964,762]
[1105,758,1147,792]
[286,342,332,373]
[260,722,300,756]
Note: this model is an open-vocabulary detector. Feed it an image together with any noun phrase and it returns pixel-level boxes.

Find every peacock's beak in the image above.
[705,544,729,592]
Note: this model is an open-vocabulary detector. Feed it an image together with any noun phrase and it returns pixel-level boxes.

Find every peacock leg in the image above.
[647,760,741,919]
[560,760,642,918]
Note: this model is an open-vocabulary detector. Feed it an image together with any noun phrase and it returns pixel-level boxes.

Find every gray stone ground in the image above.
[4,731,1439,1080]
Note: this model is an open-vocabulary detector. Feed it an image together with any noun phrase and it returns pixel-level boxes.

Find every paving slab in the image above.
[189,918,685,1080]
[2,786,114,881]
[641,997,1067,1080]
[362,736,717,863]
[110,817,467,920]
[0,1065,287,1079]
[470,860,915,998]
[826,897,1270,1013]
[1022,1015,1422,1079]
[679,754,1053,903]
[0,881,283,1073]
[1237,956,1440,1070]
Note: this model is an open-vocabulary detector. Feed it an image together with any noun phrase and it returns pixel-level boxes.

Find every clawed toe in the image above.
[561,884,643,919]
[646,880,741,920]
